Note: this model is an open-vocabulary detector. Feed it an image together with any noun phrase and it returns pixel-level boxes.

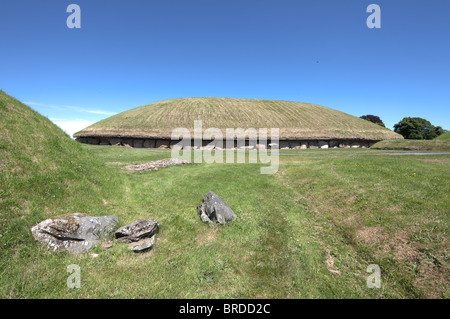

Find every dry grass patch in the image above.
[355,226,388,245]
[196,225,219,244]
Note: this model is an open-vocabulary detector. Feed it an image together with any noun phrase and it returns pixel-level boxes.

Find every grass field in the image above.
[1,91,448,299]
[75,97,402,141]
[1,144,448,298]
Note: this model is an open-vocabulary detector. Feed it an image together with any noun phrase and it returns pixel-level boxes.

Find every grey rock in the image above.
[128,235,156,252]
[115,219,159,243]
[197,191,237,224]
[31,213,119,254]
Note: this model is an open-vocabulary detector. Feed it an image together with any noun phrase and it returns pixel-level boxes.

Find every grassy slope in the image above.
[75,97,402,141]
[0,91,124,296]
[435,132,450,141]
[371,139,450,151]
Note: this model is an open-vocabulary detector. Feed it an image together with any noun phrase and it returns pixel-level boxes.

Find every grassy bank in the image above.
[0,91,125,297]
[435,132,450,141]
[371,139,450,151]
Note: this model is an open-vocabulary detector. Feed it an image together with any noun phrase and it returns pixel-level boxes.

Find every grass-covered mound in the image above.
[0,90,121,219]
[434,131,450,141]
[371,139,450,151]
[75,97,402,141]
[0,91,123,294]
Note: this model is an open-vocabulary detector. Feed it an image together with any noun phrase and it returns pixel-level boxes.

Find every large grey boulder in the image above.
[115,219,159,251]
[197,191,237,224]
[31,213,119,254]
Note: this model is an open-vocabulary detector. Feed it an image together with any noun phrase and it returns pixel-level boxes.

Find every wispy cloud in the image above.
[24,101,117,116]
[50,119,95,139]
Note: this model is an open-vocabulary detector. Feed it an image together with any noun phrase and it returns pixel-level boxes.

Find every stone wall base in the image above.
[76,137,376,149]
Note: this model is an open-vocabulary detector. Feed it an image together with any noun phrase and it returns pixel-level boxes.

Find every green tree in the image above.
[360,115,385,127]
[393,117,444,140]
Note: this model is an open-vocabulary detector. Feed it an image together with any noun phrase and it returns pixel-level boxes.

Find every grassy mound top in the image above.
[75,97,402,141]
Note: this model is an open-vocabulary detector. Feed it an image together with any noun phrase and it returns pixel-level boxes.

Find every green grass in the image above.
[2,146,449,298]
[75,97,402,141]
[371,139,450,151]
[0,91,448,298]
[435,132,450,141]
[0,91,125,297]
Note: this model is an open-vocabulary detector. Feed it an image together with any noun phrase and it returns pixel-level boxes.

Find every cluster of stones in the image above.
[124,158,190,172]
[31,214,159,254]
[76,137,375,149]
[31,193,235,254]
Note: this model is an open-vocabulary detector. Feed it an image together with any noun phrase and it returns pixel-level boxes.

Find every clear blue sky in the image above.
[1,0,449,137]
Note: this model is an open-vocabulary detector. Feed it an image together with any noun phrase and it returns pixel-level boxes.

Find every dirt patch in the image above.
[356,226,387,245]
[380,230,449,298]
[414,259,449,299]
[382,230,421,261]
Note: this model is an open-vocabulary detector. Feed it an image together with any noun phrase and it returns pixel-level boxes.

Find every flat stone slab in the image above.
[128,236,156,252]
[115,219,159,243]
[31,213,119,254]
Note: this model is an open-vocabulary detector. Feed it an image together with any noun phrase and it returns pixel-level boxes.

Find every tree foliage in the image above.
[394,117,444,140]
[360,115,385,127]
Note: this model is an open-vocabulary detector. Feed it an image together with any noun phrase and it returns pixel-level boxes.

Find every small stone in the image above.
[128,236,156,252]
